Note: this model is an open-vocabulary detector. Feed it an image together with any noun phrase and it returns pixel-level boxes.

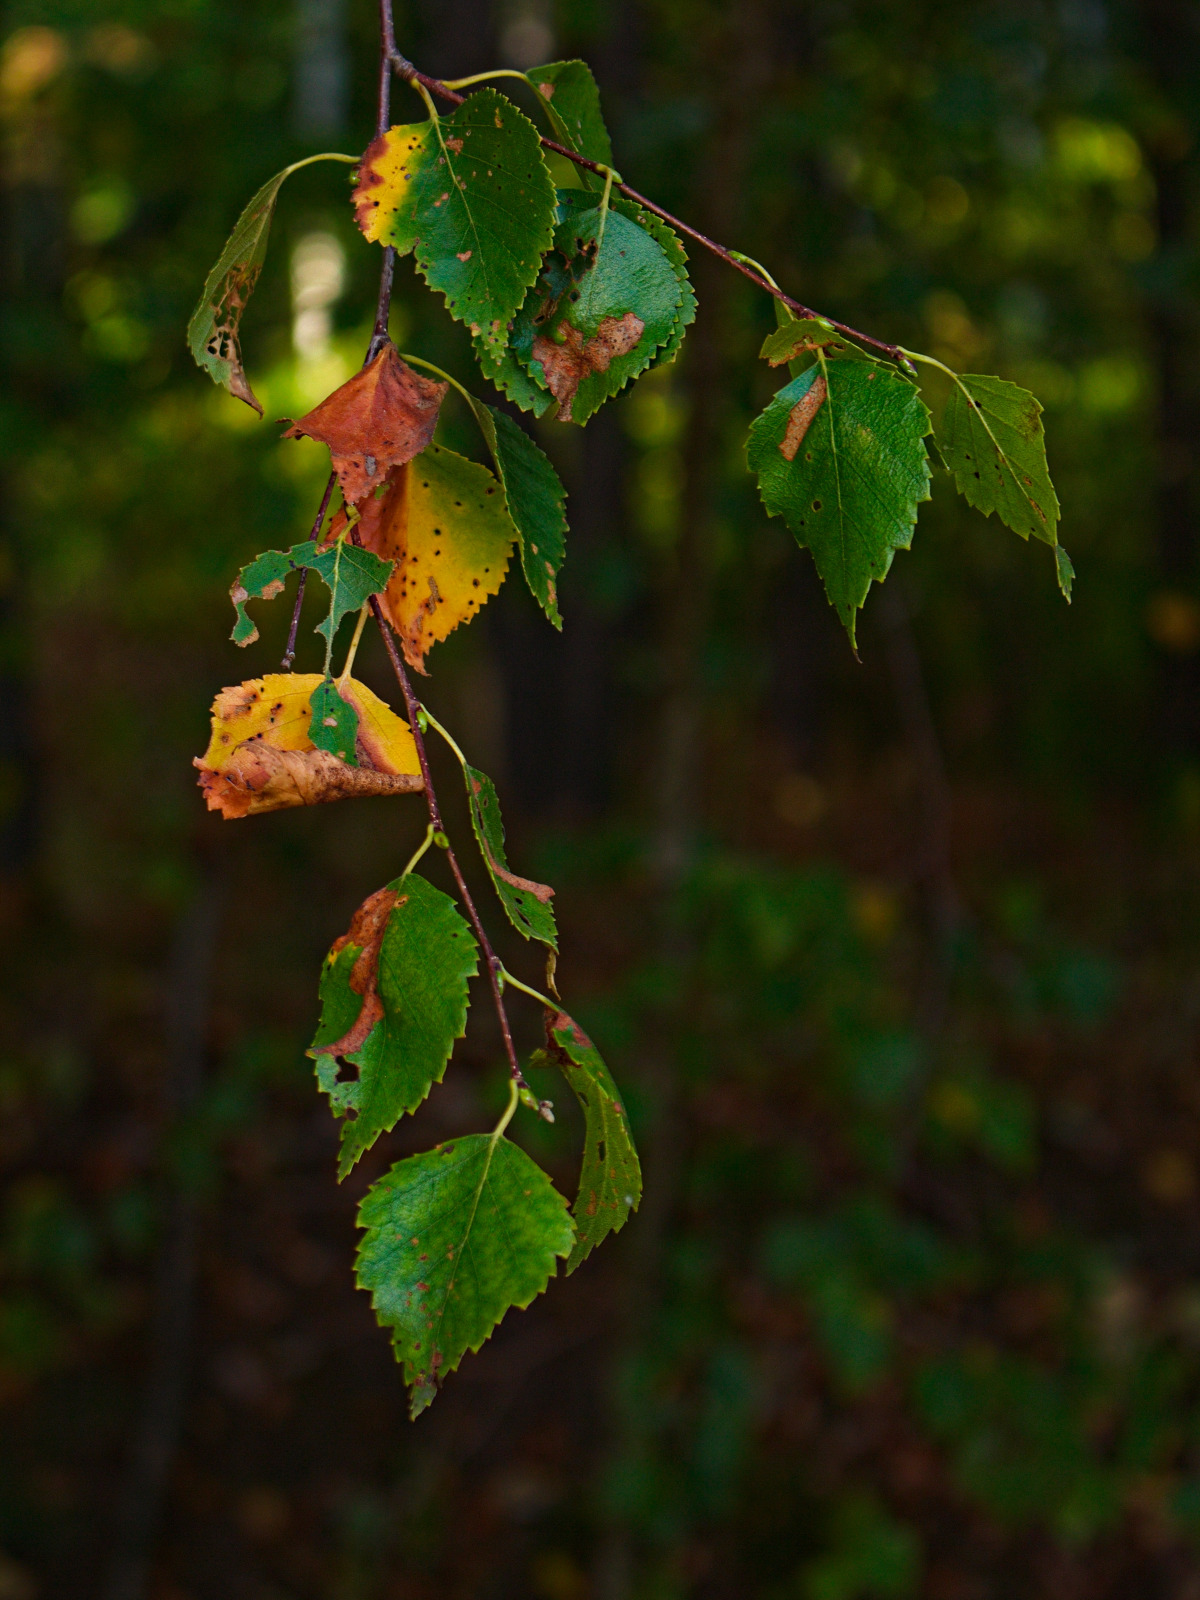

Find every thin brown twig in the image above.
[364,4,528,1089]
[282,471,338,669]
[369,594,528,1087]
[384,50,913,368]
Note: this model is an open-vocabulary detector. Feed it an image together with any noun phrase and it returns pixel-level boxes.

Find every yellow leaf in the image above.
[350,444,516,672]
[194,673,422,818]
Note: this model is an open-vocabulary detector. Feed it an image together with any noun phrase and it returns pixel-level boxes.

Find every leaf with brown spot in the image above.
[317,886,403,1056]
[311,874,480,1179]
[193,673,422,818]
[539,1010,641,1271]
[779,374,827,461]
[343,444,516,672]
[531,314,644,422]
[759,318,876,369]
[187,153,355,414]
[352,89,556,354]
[511,193,683,424]
[283,343,447,505]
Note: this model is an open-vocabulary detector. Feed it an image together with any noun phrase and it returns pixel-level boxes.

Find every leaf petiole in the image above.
[498,967,556,1011]
[440,68,531,91]
[337,603,370,685]
[400,821,437,882]
[420,703,469,767]
[492,1074,520,1139]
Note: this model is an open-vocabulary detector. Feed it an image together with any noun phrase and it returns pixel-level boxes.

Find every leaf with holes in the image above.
[194,673,421,818]
[464,400,567,625]
[283,344,446,505]
[310,873,478,1178]
[228,538,393,657]
[935,374,1067,593]
[462,764,557,946]
[348,445,516,672]
[188,153,354,414]
[540,1010,641,1271]
[747,360,932,650]
[512,194,683,423]
[356,1133,574,1416]
[353,88,556,356]
[526,60,613,177]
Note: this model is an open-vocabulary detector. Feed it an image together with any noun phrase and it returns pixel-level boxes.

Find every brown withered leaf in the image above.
[531,313,643,422]
[283,343,447,505]
[194,673,423,819]
[318,886,404,1056]
[779,375,828,462]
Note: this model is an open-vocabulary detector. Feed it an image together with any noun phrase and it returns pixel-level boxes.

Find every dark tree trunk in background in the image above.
[1135,0,1200,753]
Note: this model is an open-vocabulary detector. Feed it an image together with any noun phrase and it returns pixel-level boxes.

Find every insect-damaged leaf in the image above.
[525,60,614,176]
[463,399,566,626]
[463,764,557,947]
[356,1133,573,1416]
[229,537,393,656]
[187,153,355,415]
[348,445,516,673]
[310,874,478,1178]
[934,374,1069,597]
[747,360,932,650]
[194,673,421,818]
[283,344,446,506]
[540,1010,641,1271]
[353,88,556,356]
[512,193,683,422]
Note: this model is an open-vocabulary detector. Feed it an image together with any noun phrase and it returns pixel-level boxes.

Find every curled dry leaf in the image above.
[317,885,403,1056]
[283,343,447,505]
[531,313,644,422]
[780,375,827,462]
[338,444,515,673]
[194,672,422,818]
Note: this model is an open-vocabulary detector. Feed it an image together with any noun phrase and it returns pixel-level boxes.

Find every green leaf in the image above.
[308,678,358,765]
[355,89,556,356]
[464,401,567,624]
[758,318,874,369]
[613,198,696,372]
[472,326,557,416]
[308,539,393,661]
[188,153,354,415]
[310,874,479,1178]
[463,764,557,947]
[229,538,393,653]
[935,374,1062,548]
[746,360,932,649]
[525,60,614,176]
[1055,544,1075,601]
[229,546,302,646]
[356,1132,573,1415]
[512,194,683,423]
[542,1011,641,1271]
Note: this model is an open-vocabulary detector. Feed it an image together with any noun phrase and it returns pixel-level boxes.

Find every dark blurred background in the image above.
[4,0,1200,1595]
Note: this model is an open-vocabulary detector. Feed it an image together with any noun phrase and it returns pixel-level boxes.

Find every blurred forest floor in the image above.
[7,0,1200,1597]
